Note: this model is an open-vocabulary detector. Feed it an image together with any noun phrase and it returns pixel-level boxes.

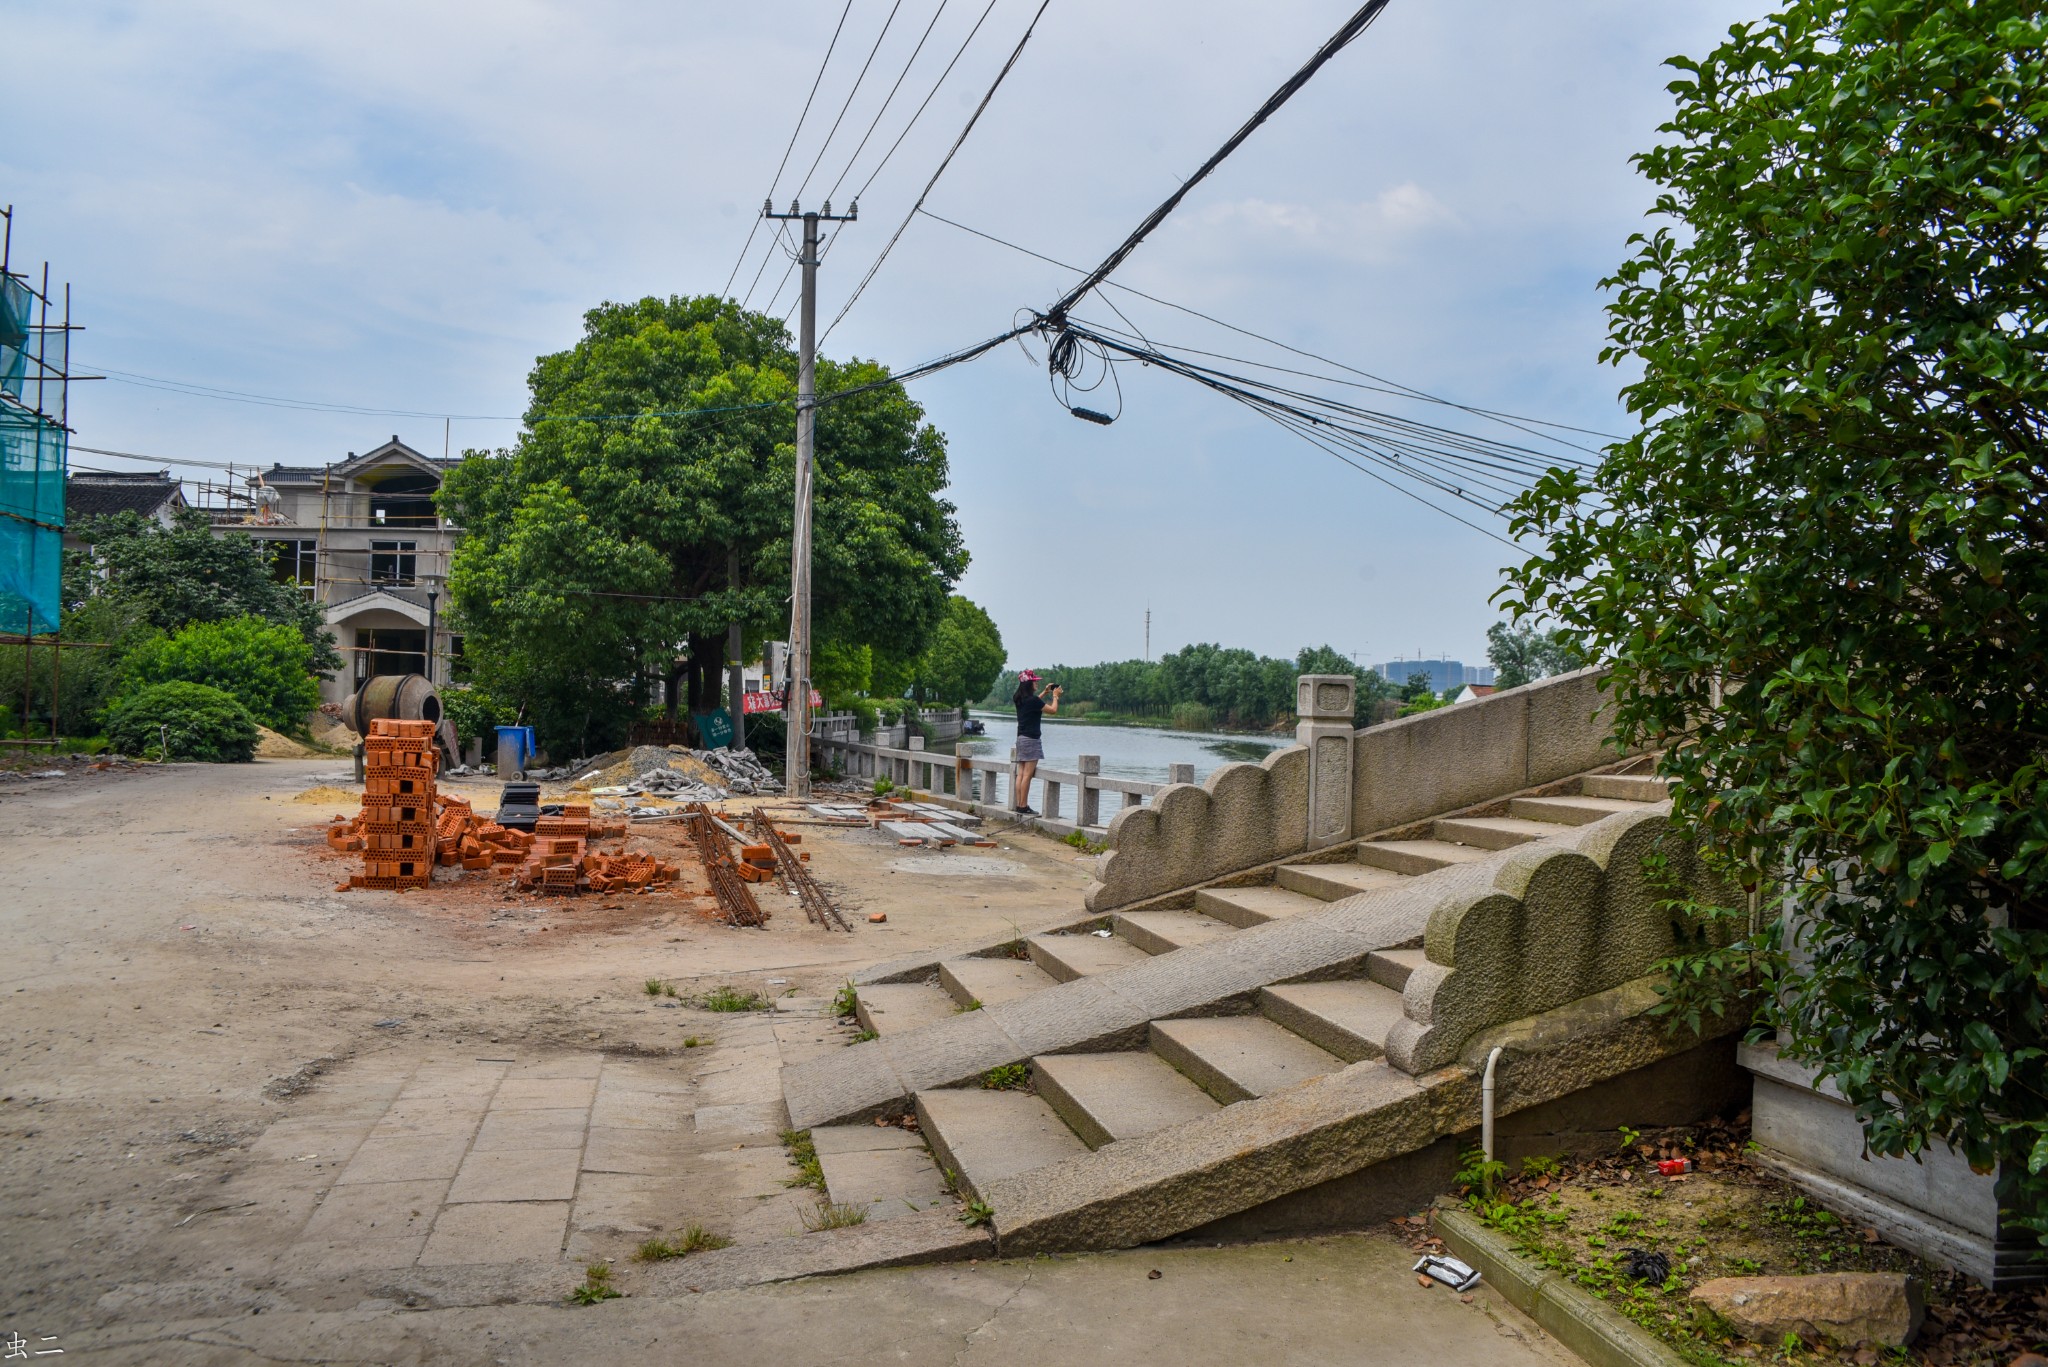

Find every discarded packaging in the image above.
[1657,1157,1694,1176]
[1413,1254,1481,1292]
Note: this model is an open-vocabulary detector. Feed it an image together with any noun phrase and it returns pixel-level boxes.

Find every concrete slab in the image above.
[471,1107,589,1153]
[587,1088,691,1131]
[419,1200,570,1266]
[693,1100,789,1139]
[395,1064,507,1099]
[939,955,1058,1008]
[915,1088,1089,1201]
[1033,1051,1220,1148]
[1259,980,1406,1063]
[334,1134,472,1185]
[506,1055,605,1080]
[1027,931,1153,981]
[299,1178,449,1239]
[819,1145,950,1216]
[853,982,959,1036]
[1582,774,1670,802]
[880,1006,1019,1094]
[1113,909,1239,955]
[581,1125,680,1176]
[446,1148,582,1203]
[1149,1016,1345,1103]
[1193,884,1326,927]
[370,1094,491,1139]
[492,1076,598,1111]
[780,1041,905,1131]
[298,1233,429,1273]
[244,1116,375,1165]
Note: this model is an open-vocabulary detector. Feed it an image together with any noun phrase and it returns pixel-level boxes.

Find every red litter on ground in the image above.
[1657,1157,1693,1176]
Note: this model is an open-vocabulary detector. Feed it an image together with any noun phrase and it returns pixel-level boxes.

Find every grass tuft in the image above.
[780,1128,825,1190]
[634,1224,733,1261]
[695,985,768,1012]
[833,981,859,1019]
[801,1199,869,1232]
[981,1062,1028,1091]
[568,1264,621,1304]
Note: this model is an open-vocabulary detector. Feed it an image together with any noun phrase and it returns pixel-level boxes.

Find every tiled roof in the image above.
[66,472,184,520]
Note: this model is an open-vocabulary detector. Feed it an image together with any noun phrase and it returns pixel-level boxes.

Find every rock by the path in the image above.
[1690,1273,1924,1348]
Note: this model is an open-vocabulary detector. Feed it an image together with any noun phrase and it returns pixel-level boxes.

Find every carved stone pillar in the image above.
[1296,673,1356,850]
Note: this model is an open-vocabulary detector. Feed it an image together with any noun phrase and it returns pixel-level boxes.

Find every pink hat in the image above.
[1018,669,1041,682]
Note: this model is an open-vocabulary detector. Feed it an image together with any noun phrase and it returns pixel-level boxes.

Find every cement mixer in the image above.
[339,673,459,778]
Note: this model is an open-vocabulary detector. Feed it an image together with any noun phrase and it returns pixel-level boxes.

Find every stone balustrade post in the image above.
[1044,775,1062,822]
[1168,762,1195,786]
[1296,673,1356,849]
[1076,755,1101,828]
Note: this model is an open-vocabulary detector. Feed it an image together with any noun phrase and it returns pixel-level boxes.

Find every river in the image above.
[956,710,1289,786]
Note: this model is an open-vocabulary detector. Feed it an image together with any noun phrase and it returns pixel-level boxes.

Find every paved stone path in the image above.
[255,1001,841,1278]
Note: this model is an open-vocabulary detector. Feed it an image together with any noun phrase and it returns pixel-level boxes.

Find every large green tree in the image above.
[1504,2,2048,1230]
[441,296,967,752]
[910,595,1006,707]
[1484,621,1583,689]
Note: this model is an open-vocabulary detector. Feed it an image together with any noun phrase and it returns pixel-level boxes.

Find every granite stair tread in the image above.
[812,1124,952,1221]
[1432,815,1560,850]
[1028,931,1154,982]
[939,956,1058,1009]
[1273,861,1409,900]
[1193,884,1329,927]
[1580,774,1670,802]
[1353,839,1491,876]
[1258,979,1407,1063]
[915,1087,1090,1201]
[1148,1015,1346,1103]
[853,982,960,1037]
[1509,794,1650,826]
[1031,1051,1221,1149]
[1113,909,1240,955]
[1366,947,1428,991]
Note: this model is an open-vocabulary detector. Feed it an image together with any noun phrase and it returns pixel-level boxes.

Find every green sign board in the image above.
[701,707,735,749]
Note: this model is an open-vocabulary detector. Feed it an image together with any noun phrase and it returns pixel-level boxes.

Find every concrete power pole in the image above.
[762,198,855,799]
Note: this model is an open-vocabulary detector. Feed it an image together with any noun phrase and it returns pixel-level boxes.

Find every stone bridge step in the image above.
[1113,908,1239,955]
[1028,931,1153,982]
[1581,774,1670,802]
[1193,884,1327,926]
[915,1087,1089,1203]
[1367,947,1427,991]
[939,956,1058,1009]
[1509,794,1649,826]
[1258,979,1406,1063]
[1148,1016,1346,1104]
[1273,861,1407,900]
[813,1123,952,1222]
[1032,1051,1221,1149]
[1354,839,1490,877]
[1432,815,1558,851]
[853,982,959,1037]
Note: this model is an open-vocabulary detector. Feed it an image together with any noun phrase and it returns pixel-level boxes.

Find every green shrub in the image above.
[104,681,259,762]
[842,697,881,736]
[1169,701,1213,731]
[117,615,319,732]
[437,685,505,747]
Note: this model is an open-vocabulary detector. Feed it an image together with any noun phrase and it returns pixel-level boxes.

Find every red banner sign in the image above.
[742,688,822,716]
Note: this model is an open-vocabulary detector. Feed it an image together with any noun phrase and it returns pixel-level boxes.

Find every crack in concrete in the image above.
[948,1265,1034,1366]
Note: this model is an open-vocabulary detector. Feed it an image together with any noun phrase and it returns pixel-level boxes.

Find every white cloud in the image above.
[1192,182,1460,262]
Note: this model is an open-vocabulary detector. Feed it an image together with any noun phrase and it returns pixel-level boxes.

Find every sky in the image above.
[6,0,1760,673]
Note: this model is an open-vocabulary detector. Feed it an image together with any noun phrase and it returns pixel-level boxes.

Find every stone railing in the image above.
[808,731,1187,834]
[1085,667,1629,911]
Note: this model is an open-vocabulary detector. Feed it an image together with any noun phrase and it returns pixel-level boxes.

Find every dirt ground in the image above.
[0,757,1579,1365]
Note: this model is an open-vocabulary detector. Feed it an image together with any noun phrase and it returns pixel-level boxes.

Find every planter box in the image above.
[1741,1042,2041,1287]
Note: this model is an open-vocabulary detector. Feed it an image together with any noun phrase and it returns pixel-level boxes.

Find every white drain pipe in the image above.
[1481,1046,1504,1165]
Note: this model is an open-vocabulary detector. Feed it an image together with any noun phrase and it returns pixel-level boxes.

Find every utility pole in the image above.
[1144,605,1151,662]
[762,198,856,799]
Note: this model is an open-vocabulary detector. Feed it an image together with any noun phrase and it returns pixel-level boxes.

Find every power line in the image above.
[918,207,1624,449]
[821,0,1050,342]
[850,0,1002,206]
[723,0,857,299]
[791,0,909,201]
[823,0,954,204]
[1044,0,1392,326]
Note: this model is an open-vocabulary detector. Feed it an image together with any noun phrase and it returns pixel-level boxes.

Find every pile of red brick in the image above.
[328,783,670,896]
[325,718,440,890]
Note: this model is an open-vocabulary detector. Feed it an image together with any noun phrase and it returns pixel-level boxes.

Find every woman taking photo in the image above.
[1011,670,1060,816]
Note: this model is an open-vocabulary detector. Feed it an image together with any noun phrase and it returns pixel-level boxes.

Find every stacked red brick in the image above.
[331,788,672,895]
[351,718,439,890]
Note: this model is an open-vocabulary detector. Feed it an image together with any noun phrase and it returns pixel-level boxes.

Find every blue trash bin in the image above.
[494,725,534,775]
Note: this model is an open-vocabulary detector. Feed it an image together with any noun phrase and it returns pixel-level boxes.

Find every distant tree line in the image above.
[983,644,1395,730]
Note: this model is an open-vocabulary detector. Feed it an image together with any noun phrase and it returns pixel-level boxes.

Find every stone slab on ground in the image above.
[939,955,1060,1008]
[1690,1274,1925,1349]
[854,981,959,1036]
[916,1087,1089,1201]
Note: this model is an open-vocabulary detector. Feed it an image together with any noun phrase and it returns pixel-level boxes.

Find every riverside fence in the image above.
[809,726,1192,835]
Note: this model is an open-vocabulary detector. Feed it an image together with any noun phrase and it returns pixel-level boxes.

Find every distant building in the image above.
[1372,658,1495,694]
[203,437,463,707]
[63,469,185,541]
[1452,684,1498,704]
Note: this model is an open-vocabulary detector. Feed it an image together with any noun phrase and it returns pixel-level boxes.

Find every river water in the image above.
[957,710,1289,785]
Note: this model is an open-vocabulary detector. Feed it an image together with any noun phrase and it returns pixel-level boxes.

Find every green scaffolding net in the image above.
[0,258,67,637]
[0,408,65,636]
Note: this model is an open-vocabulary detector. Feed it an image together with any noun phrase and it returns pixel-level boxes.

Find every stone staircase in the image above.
[850,774,1670,1043]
